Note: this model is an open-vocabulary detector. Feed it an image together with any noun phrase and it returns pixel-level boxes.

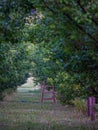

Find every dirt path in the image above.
[0,78,98,130]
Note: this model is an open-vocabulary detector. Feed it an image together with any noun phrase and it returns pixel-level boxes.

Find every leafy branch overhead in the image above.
[41,0,98,46]
[31,0,98,103]
[0,0,98,103]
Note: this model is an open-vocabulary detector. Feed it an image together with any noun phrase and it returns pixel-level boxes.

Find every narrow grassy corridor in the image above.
[0,83,97,130]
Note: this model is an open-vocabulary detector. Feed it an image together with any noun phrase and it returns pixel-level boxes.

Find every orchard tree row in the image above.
[0,0,33,99]
[31,0,98,103]
[0,0,98,103]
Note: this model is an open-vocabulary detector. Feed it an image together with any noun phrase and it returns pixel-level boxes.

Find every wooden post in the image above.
[87,96,96,121]
[91,96,95,121]
[41,82,46,102]
[87,97,90,116]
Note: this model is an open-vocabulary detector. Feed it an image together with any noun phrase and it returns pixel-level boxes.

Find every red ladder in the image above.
[41,81,56,103]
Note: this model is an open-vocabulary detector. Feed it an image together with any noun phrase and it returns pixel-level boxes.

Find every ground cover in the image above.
[0,80,98,130]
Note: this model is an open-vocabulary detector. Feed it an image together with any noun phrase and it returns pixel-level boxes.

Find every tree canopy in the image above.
[31,0,98,103]
[0,0,33,99]
[0,0,98,103]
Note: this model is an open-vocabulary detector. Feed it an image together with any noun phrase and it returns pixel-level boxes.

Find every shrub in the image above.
[71,98,87,114]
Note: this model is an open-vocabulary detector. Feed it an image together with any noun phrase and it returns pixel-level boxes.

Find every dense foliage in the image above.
[0,0,33,99]
[30,0,98,103]
[0,0,98,103]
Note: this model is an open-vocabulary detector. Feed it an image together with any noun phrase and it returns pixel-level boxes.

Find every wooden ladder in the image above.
[41,81,56,103]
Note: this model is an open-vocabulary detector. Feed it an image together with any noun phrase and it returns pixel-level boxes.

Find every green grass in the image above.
[0,85,98,130]
[0,124,85,130]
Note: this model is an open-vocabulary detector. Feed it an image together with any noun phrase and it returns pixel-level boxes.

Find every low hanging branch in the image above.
[64,13,98,43]
[77,0,98,26]
[43,0,56,14]
[54,0,60,8]
[42,0,98,47]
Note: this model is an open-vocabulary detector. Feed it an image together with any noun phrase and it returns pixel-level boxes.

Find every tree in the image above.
[30,0,98,103]
[0,0,33,99]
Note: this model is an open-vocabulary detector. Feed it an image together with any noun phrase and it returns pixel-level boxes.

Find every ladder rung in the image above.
[42,91,54,94]
[43,97,54,100]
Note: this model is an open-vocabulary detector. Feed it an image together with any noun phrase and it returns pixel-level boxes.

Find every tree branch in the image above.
[43,0,57,14]
[77,0,86,13]
[54,0,60,8]
[42,0,98,47]
[63,12,98,44]
[77,0,98,26]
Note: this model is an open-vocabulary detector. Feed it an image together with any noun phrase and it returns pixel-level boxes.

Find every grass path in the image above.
[0,80,98,130]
